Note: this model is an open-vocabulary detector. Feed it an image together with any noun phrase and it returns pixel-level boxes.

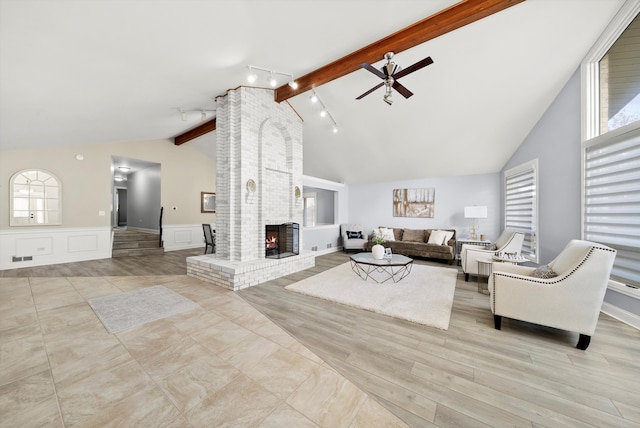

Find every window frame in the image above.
[581,1,640,141]
[504,159,539,263]
[581,0,640,293]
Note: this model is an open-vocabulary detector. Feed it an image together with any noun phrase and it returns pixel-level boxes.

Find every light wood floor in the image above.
[2,249,639,427]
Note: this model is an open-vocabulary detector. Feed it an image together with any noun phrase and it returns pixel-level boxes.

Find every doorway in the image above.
[111,155,161,231]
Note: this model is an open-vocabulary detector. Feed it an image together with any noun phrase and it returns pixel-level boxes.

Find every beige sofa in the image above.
[365,227,456,263]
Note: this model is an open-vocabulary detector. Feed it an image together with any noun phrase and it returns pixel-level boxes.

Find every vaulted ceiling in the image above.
[0,0,626,184]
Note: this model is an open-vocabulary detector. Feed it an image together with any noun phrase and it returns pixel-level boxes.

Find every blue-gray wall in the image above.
[501,68,638,318]
[501,69,582,265]
[348,173,501,242]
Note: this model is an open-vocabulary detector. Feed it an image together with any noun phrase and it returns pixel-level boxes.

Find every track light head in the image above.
[310,93,318,103]
[269,73,277,87]
[289,80,298,89]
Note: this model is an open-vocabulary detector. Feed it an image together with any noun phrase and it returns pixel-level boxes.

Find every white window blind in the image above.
[583,125,640,287]
[504,160,538,262]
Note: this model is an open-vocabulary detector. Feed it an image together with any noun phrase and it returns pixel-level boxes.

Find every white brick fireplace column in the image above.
[187,87,315,290]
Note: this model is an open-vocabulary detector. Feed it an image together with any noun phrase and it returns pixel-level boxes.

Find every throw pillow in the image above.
[530,264,558,279]
[380,227,395,241]
[427,230,447,245]
[440,230,454,245]
[402,228,425,242]
[346,231,363,239]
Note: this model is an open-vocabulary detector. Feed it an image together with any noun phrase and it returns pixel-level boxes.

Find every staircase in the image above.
[112,229,164,257]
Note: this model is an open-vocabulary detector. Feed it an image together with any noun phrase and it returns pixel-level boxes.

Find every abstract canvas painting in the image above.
[393,188,435,218]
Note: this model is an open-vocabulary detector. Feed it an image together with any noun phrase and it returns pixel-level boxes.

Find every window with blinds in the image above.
[504,159,538,263]
[583,125,640,287]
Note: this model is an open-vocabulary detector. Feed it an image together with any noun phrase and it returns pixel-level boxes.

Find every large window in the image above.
[504,159,538,263]
[10,169,62,226]
[582,2,640,290]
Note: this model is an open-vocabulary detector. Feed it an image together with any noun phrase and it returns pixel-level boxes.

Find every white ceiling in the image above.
[0,0,626,184]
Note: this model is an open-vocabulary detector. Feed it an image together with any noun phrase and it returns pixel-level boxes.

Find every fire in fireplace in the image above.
[265,223,299,259]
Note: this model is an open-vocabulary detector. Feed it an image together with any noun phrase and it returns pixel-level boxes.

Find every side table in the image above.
[476,258,493,294]
[456,239,492,265]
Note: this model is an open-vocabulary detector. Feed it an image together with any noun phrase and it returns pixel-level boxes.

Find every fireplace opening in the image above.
[265,223,299,259]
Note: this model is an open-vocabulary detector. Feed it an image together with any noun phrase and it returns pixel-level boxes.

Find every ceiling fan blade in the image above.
[356,82,385,100]
[361,63,386,80]
[393,56,433,79]
[392,81,413,98]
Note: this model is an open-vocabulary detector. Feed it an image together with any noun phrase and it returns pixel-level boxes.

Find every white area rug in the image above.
[89,285,199,334]
[285,262,458,330]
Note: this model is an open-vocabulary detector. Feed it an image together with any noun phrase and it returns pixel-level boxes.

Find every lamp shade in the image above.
[464,206,487,219]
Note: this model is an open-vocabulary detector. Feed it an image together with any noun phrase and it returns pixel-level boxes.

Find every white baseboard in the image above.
[601,302,640,331]
[312,246,343,256]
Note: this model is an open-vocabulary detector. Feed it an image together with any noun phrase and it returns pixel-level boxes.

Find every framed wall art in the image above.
[201,192,216,213]
[393,188,435,218]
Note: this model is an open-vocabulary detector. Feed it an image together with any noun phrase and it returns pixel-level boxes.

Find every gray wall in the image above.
[348,173,501,242]
[501,69,582,265]
[501,68,638,317]
[127,164,161,231]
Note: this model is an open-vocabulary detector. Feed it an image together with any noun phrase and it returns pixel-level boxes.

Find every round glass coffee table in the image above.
[350,252,413,284]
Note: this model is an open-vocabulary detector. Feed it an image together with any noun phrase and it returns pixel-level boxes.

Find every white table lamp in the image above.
[464,206,487,240]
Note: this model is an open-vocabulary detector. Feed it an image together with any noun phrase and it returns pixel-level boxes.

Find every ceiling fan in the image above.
[356,52,433,105]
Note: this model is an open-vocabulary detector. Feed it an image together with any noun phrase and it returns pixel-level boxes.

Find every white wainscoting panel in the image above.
[0,227,112,270]
[162,224,208,252]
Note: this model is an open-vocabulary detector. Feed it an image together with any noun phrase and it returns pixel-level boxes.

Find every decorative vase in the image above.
[371,244,385,260]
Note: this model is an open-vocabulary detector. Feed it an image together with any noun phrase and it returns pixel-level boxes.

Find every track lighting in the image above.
[177,107,216,122]
[246,65,297,90]
[309,89,338,134]
[247,66,257,84]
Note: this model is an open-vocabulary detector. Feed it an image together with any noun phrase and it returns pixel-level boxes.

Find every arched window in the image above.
[10,169,62,226]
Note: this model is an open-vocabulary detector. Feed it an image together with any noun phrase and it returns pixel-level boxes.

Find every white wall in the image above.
[348,173,501,241]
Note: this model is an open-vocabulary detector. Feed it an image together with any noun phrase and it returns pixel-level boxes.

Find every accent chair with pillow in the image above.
[341,224,368,252]
[489,239,616,350]
[461,230,524,281]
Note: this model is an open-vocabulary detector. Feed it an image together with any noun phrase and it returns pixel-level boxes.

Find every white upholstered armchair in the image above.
[341,224,368,253]
[489,240,616,350]
[461,230,525,281]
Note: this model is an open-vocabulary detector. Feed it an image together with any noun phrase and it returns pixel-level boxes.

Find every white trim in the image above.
[581,0,640,141]
[601,302,640,330]
[0,227,111,270]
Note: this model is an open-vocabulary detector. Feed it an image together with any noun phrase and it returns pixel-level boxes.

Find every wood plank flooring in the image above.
[2,249,639,427]
[237,252,640,427]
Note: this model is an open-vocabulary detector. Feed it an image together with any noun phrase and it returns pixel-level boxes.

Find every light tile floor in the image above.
[0,275,407,427]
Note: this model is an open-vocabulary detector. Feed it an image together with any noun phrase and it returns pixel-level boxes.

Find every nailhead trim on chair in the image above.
[491,245,616,309]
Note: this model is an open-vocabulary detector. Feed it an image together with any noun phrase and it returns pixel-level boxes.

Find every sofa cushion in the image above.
[379,227,395,241]
[427,230,447,245]
[402,228,425,242]
[392,228,404,241]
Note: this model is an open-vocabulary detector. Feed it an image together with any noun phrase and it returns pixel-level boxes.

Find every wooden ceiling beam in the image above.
[274,0,524,103]
[174,117,216,146]
[174,0,523,144]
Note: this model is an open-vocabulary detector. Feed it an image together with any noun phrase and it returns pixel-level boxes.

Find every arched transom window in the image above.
[10,169,62,226]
